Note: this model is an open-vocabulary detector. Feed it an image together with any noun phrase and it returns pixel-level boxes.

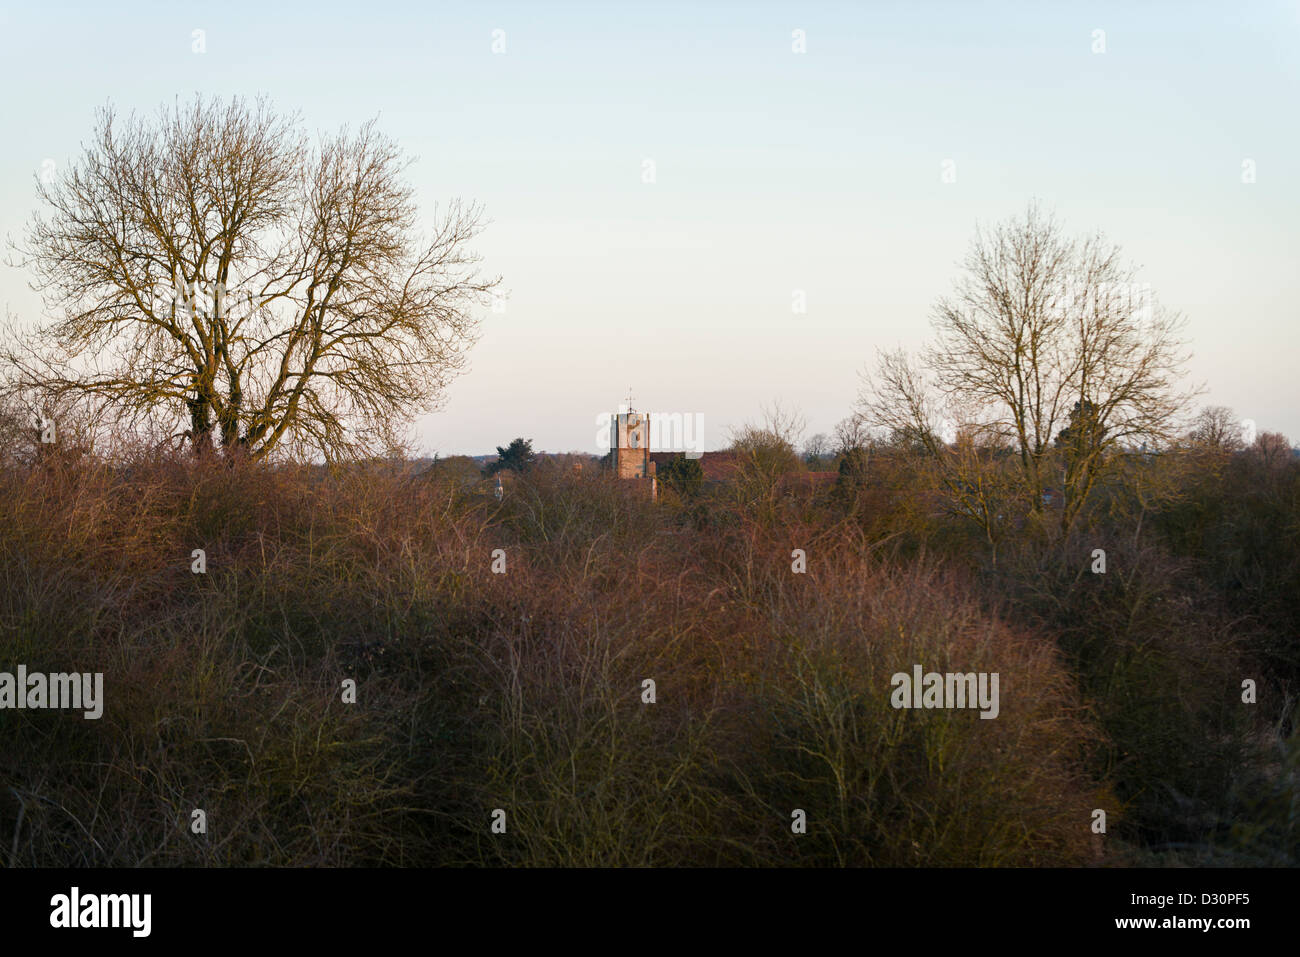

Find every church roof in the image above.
[648,450,740,481]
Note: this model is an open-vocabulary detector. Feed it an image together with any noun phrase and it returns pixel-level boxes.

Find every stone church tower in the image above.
[611,409,650,479]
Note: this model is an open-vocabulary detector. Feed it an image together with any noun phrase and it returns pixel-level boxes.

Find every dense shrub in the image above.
[0,449,1292,866]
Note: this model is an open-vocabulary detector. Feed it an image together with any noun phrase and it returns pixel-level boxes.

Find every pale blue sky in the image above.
[1,1,1297,454]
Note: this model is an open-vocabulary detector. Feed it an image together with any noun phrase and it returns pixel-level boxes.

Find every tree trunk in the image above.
[188,394,215,456]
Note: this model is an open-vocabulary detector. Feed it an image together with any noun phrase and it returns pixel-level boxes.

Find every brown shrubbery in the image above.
[0,450,1294,866]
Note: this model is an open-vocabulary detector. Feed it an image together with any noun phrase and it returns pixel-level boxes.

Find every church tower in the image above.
[611,407,650,479]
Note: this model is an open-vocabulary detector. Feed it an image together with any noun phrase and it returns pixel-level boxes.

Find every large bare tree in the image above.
[1186,405,1246,454]
[4,95,497,462]
[859,203,1196,537]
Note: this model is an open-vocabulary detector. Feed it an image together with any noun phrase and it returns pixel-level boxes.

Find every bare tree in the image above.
[802,432,831,466]
[1251,431,1293,470]
[727,401,806,517]
[729,403,805,466]
[3,95,497,463]
[1187,405,1245,454]
[833,413,870,456]
[859,202,1196,536]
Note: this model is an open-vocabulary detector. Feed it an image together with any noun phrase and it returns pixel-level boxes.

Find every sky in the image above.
[1,0,1297,456]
